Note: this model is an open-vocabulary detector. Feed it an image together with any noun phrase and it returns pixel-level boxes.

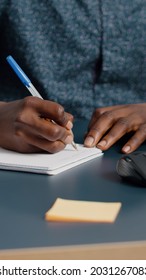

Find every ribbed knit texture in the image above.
[0,0,145,119]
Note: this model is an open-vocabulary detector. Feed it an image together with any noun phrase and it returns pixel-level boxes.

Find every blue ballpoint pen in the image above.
[6,55,77,150]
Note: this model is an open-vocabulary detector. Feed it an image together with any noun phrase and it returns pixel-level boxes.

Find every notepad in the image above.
[0,144,102,175]
[45,198,122,223]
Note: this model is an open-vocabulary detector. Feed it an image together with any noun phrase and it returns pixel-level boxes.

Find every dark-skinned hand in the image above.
[0,96,74,153]
[84,104,146,153]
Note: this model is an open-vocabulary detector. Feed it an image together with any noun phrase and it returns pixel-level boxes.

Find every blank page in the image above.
[0,144,102,175]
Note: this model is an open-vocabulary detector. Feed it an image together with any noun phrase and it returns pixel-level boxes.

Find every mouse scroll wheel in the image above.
[125,157,132,162]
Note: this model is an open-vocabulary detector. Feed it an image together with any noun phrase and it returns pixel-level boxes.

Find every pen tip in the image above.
[72,141,78,151]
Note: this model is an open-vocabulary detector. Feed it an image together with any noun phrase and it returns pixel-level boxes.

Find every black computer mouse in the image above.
[116,152,146,186]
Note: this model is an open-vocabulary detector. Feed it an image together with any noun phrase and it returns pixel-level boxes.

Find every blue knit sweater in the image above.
[0,0,145,119]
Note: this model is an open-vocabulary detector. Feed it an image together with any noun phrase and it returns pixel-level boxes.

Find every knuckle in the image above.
[106,130,117,138]
[117,117,129,128]
[53,103,67,124]
[90,127,100,134]
[22,96,35,108]
[93,108,103,118]
[139,124,146,135]
[132,137,140,145]
[15,111,26,124]
[102,110,114,120]
[16,97,34,124]
[14,124,24,137]
[55,104,65,117]
[50,125,61,140]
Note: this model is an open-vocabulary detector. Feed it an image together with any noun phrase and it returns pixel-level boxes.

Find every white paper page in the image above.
[0,144,102,175]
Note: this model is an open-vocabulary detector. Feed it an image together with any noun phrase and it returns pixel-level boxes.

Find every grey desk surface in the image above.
[0,120,146,260]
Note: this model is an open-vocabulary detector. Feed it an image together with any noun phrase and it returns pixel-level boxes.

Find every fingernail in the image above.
[122,145,131,153]
[84,136,94,147]
[97,140,107,147]
[64,134,73,144]
[66,121,73,130]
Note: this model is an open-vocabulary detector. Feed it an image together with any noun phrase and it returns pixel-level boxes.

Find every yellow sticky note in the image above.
[45,198,122,223]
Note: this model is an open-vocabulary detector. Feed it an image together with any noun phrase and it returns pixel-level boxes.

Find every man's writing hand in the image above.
[0,97,73,153]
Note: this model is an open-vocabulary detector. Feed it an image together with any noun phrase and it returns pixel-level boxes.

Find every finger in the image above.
[16,112,73,143]
[122,125,146,153]
[39,101,73,128]
[28,140,66,153]
[33,118,73,143]
[19,124,73,145]
[21,96,73,128]
[96,117,132,150]
[84,110,116,147]
[29,138,66,153]
[87,104,127,130]
[15,130,66,153]
[65,112,74,129]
